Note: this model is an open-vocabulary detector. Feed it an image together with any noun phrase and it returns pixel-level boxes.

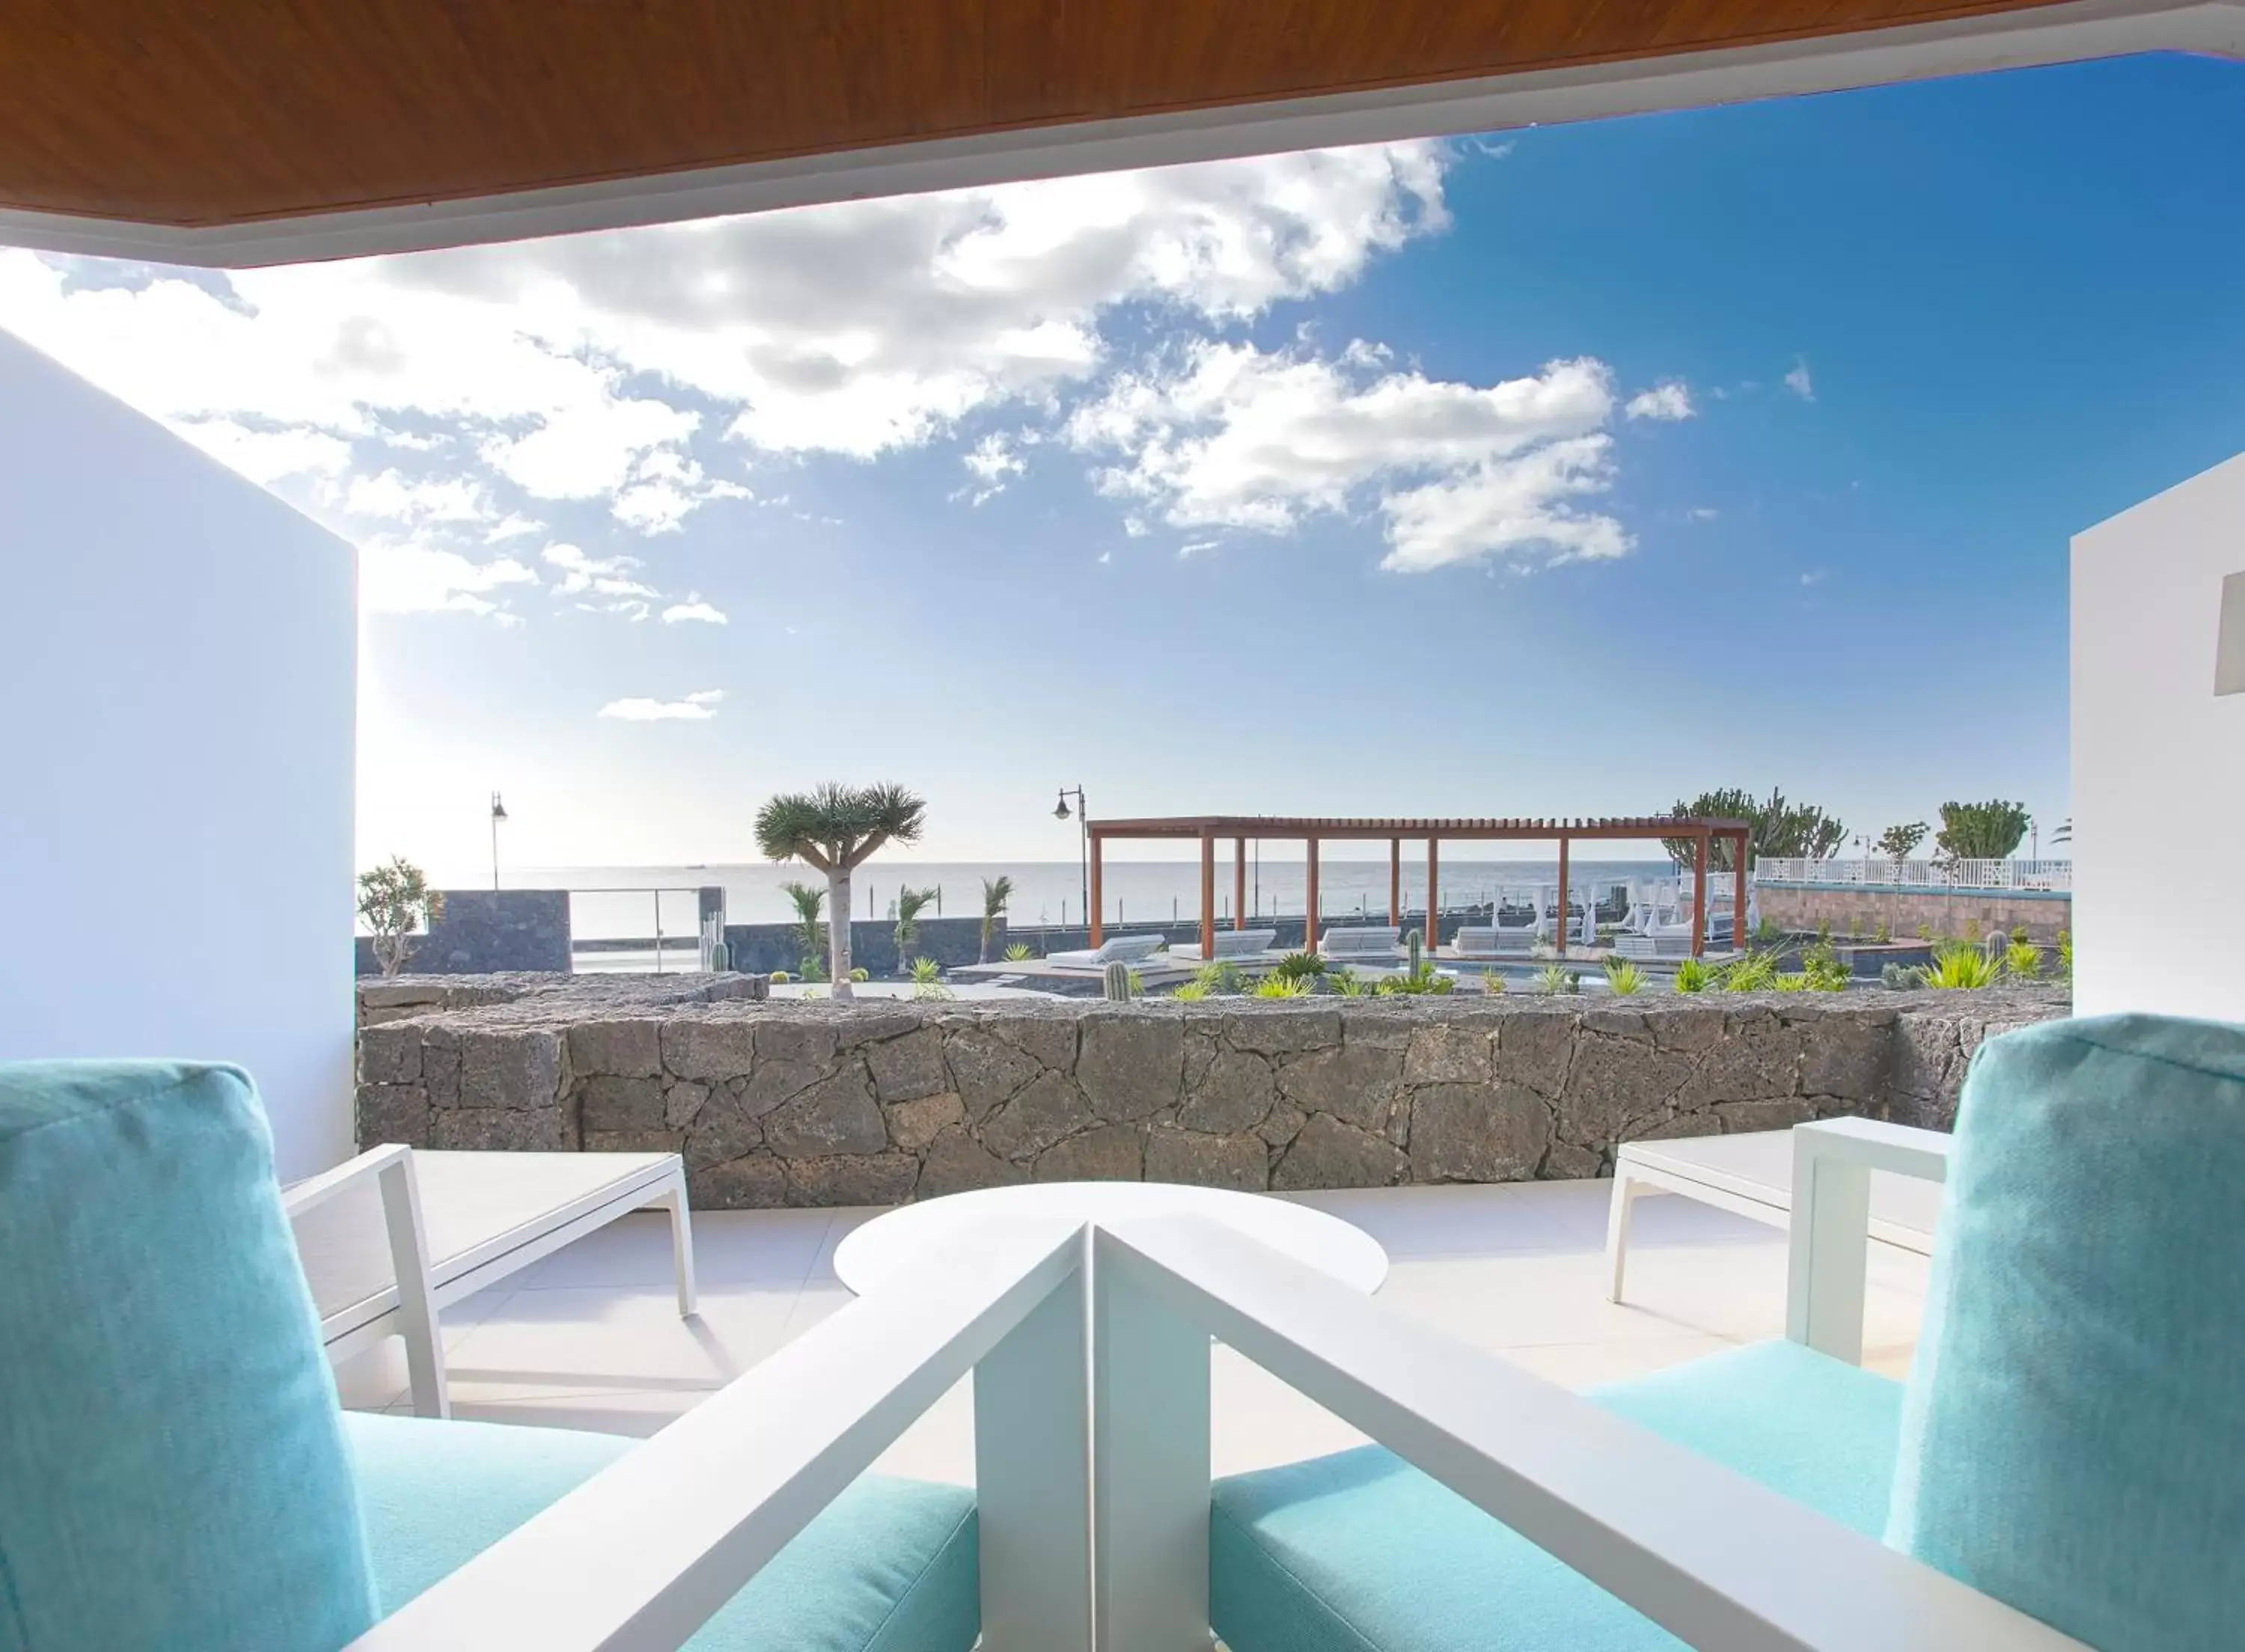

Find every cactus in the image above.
[1103,960,1136,1001]
[1982,930,2008,967]
[1405,927,1424,975]
[706,941,730,973]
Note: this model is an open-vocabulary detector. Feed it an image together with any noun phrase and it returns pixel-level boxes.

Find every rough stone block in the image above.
[662,1018,758,1081]
[786,1153,919,1207]
[355,1083,430,1148]
[690,1152,788,1210]
[756,1021,841,1068]
[1409,1084,1551,1183]
[456,1030,564,1111]
[567,1020,663,1079]
[684,1095,763,1169]
[584,1128,684,1154]
[1667,1014,1801,1113]
[1256,1098,1309,1149]
[1034,1123,1143,1183]
[1796,1014,1885,1104]
[432,1107,573,1151]
[357,1026,421,1086]
[1078,1015,1184,1122]
[765,1065,888,1158]
[1145,1128,1267,1192]
[886,1090,965,1152]
[1492,1011,1577,1098]
[981,1071,1094,1161]
[866,1028,949,1104]
[1221,1008,1342,1056]
[917,1125,1027,1199]
[1559,1033,1697,1148]
[665,1080,712,1131]
[945,1028,1042,1121]
[1276,1041,1403,1132]
[1714,1098,1815,1133]
[576,1076,668,1134]
[1271,1114,1408,1190]
[1178,1047,1274,1134]
[1403,1023,1493,1086]
[738,1059,824,1119]
[990,1015,1078,1074]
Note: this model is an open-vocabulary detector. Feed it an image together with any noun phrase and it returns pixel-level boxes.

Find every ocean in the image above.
[521,858,1682,940]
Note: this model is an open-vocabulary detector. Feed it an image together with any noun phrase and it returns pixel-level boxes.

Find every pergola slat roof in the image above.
[1084,814,1752,958]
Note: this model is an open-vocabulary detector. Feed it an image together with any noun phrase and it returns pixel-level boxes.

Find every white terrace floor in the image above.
[332,1180,1931,1481]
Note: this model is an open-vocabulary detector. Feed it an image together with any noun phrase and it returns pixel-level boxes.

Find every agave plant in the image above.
[2005,940,2041,979]
[1673,957,1713,994]
[1774,973,1812,992]
[909,956,953,1000]
[756,783,926,999]
[1602,958,1647,996]
[1271,950,1328,984]
[1194,961,1244,996]
[1332,970,1369,997]
[2057,929,2074,979]
[1922,941,2001,989]
[1003,941,1034,962]
[1251,974,1313,998]
[1535,963,1580,995]
[1721,952,1780,993]
[1375,963,1456,997]
[1171,982,1210,1002]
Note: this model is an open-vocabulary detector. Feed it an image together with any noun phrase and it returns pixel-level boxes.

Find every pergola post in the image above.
[1732,829,1750,952]
[1426,837,1439,949]
[1233,838,1247,931]
[1199,830,1216,961]
[1388,839,1400,927]
[1089,831,1105,948]
[1556,833,1571,958]
[1690,831,1708,959]
[1304,837,1321,955]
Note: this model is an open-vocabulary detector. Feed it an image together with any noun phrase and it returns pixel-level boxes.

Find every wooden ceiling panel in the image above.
[0,0,2090,229]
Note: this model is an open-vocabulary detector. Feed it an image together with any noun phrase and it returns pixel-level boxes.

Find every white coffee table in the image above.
[833,1181,1388,1296]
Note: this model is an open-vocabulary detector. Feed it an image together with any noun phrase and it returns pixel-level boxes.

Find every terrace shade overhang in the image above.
[4,1,2241,267]
[1084,815,1753,959]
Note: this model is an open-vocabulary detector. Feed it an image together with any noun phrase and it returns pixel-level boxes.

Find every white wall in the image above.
[2072,450,2245,1022]
[0,330,356,1176]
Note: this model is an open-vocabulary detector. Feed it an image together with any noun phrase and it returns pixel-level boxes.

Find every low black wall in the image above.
[724,914,1005,976]
[357,889,572,976]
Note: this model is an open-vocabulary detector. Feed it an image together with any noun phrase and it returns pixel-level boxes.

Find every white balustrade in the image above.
[1750,858,2070,893]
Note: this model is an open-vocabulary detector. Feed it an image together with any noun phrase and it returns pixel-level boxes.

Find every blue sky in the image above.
[4,53,2240,878]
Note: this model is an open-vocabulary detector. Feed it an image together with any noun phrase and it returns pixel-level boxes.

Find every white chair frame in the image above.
[283,1144,450,1419]
[346,1167,2083,1651]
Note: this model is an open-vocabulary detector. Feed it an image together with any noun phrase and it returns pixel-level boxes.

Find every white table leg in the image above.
[376,1152,450,1419]
[1786,1135,1872,1363]
[657,1171,699,1319]
[1604,1171,1645,1303]
[1094,1240,1212,1652]
[974,1236,1093,1652]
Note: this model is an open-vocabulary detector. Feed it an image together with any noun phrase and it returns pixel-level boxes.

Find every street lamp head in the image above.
[491,792,508,823]
[1054,792,1071,821]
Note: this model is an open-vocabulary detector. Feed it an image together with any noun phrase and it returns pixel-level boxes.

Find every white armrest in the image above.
[284,1144,448,1417]
[1786,1120,1951,1362]
[1096,1216,2082,1652]
[349,1220,1089,1652]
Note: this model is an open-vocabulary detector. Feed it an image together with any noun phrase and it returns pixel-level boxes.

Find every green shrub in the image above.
[2005,940,2041,979]
[1331,968,1369,997]
[1803,955,1852,991]
[1673,958,1714,993]
[1003,942,1034,962]
[1375,963,1456,997]
[769,970,792,984]
[1271,950,1327,983]
[1775,972,1812,991]
[1923,941,2000,989]
[910,957,953,1000]
[2057,929,2074,979]
[1194,961,1243,996]
[1875,919,1892,943]
[1535,964,1580,995]
[1602,958,1648,996]
[1883,962,1929,989]
[1753,917,1784,944]
[1251,974,1313,998]
[1723,952,1780,993]
[849,967,870,983]
[1171,982,1210,1001]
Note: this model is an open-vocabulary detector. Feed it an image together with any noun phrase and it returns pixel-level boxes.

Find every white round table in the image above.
[833,1181,1389,1296]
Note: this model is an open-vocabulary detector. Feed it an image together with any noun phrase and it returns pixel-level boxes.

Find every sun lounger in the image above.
[1318,925,1404,961]
[1170,927,1280,962]
[287,1147,695,1416]
[1046,931,1169,970]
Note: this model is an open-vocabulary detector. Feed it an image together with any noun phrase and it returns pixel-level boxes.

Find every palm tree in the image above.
[894,885,938,977]
[779,879,826,978]
[754,783,926,1000]
[978,875,1015,963]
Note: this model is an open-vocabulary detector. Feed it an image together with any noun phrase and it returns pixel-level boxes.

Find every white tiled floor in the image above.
[332,1180,1930,1481]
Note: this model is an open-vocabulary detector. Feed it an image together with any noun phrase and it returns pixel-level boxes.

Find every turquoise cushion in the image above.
[1212,1340,1902,1652]
[0,1060,376,1652]
[346,1411,979,1651]
[1888,1012,2245,1652]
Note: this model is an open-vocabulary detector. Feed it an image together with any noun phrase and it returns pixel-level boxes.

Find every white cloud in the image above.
[360,541,539,620]
[345,468,492,524]
[1784,358,1815,400]
[661,596,728,625]
[1068,342,1624,572]
[1800,569,1829,587]
[959,431,1029,504]
[598,689,724,721]
[1687,506,1720,521]
[1178,539,1221,558]
[1624,382,1694,421]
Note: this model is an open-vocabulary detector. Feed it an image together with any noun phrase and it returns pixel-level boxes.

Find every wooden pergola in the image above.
[1086,815,1753,961]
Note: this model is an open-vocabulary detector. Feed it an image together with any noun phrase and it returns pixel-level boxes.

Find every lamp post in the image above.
[1054,786,1087,937]
[489,792,508,891]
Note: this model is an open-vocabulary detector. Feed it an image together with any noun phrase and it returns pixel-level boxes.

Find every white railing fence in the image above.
[1752,858,2071,893]
[360,1205,2085,1652]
